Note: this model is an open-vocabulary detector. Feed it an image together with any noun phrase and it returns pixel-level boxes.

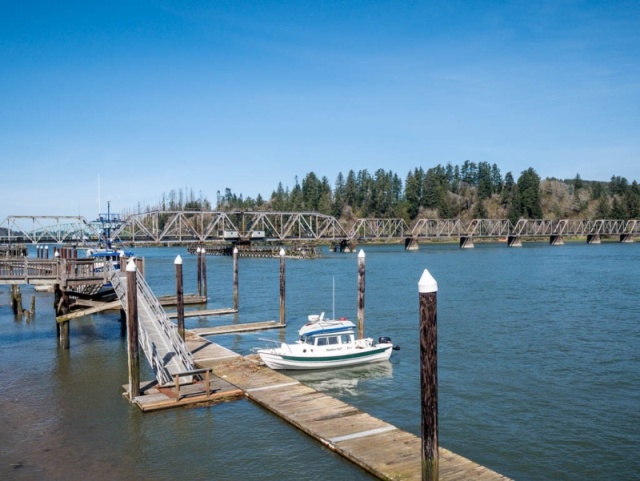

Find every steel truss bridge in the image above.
[1,211,639,246]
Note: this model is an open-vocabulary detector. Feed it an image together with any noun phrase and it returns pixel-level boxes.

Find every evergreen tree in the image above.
[344,170,358,208]
[491,163,503,194]
[610,197,626,219]
[516,168,543,218]
[622,181,640,219]
[333,172,346,218]
[477,162,493,200]
[289,178,303,211]
[404,168,423,219]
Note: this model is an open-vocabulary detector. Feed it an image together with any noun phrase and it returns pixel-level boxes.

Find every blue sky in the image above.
[1,0,638,221]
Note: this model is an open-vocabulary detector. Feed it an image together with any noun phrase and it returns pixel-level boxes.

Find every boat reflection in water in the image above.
[288,361,393,397]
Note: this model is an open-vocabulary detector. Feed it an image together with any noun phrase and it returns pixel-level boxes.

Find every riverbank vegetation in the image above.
[141,162,640,224]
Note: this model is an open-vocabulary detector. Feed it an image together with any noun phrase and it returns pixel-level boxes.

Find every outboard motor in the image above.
[378,336,400,350]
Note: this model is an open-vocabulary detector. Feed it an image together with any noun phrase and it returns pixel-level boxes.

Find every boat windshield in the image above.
[299,333,354,345]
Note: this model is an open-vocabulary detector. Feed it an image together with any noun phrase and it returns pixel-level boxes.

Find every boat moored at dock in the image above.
[257,313,399,370]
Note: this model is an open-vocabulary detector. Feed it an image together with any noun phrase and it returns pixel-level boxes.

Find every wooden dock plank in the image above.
[56,300,122,322]
[190,320,285,336]
[166,307,238,319]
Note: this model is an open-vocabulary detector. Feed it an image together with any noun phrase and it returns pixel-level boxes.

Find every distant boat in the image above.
[257,313,399,370]
[72,202,133,300]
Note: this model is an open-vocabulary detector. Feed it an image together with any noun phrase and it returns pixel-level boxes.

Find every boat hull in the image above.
[258,345,393,370]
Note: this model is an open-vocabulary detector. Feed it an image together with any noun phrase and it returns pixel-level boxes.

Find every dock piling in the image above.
[11,284,23,316]
[175,255,185,340]
[201,247,207,299]
[357,249,365,339]
[419,269,439,481]
[233,247,239,310]
[279,248,286,325]
[196,247,202,297]
[126,259,140,400]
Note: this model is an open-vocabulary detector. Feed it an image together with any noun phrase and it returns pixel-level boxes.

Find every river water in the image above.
[1,241,638,481]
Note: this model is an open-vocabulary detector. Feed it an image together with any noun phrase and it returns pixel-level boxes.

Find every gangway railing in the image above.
[109,263,194,386]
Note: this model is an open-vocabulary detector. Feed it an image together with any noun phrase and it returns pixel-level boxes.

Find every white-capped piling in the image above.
[233,247,239,310]
[201,247,208,298]
[126,259,140,400]
[279,248,286,325]
[196,247,202,296]
[357,249,366,339]
[418,269,438,481]
[175,255,185,340]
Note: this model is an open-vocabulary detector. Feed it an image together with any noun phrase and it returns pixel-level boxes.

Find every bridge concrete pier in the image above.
[330,239,356,253]
[587,234,601,244]
[620,234,634,243]
[459,236,474,249]
[550,235,564,246]
[507,236,522,247]
[405,237,419,250]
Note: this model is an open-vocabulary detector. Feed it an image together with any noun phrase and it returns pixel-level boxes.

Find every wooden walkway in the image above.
[189,337,512,481]
[190,320,284,336]
[123,339,243,411]
[165,307,238,319]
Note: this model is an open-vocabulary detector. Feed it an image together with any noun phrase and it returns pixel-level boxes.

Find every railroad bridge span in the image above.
[1,211,639,249]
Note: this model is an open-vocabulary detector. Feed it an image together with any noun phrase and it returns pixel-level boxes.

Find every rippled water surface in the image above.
[1,241,639,480]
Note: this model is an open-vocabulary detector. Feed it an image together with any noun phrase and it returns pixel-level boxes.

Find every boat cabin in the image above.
[299,331,354,347]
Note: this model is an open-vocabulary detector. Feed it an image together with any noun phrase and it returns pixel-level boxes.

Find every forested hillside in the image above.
[141,162,640,225]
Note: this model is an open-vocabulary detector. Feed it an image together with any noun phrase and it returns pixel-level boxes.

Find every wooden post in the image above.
[53,283,61,338]
[201,247,207,299]
[205,369,211,397]
[233,246,239,310]
[357,249,365,339]
[279,248,286,325]
[174,374,181,402]
[175,255,185,340]
[126,259,140,400]
[196,247,202,297]
[30,295,36,316]
[11,284,23,316]
[419,269,439,481]
[135,257,145,276]
[60,289,70,349]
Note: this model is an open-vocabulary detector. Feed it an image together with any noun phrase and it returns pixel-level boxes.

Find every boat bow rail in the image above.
[108,263,195,385]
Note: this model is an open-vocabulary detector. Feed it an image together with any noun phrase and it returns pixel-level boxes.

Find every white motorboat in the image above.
[257,313,399,370]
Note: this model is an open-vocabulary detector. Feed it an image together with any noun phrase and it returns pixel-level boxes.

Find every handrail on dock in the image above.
[172,367,215,401]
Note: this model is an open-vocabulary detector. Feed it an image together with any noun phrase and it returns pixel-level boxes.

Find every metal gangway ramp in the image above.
[108,264,195,386]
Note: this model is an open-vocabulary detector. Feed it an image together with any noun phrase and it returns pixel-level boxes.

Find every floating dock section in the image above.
[189,337,512,481]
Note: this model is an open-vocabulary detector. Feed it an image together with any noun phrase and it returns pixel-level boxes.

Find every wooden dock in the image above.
[188,337,512,481]
[165,307,238,319]
[190,320,284,336]
[123,339,244,411]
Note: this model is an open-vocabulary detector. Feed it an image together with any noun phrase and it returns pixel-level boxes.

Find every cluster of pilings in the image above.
[10,284,35,321]
[187,243,321,259]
